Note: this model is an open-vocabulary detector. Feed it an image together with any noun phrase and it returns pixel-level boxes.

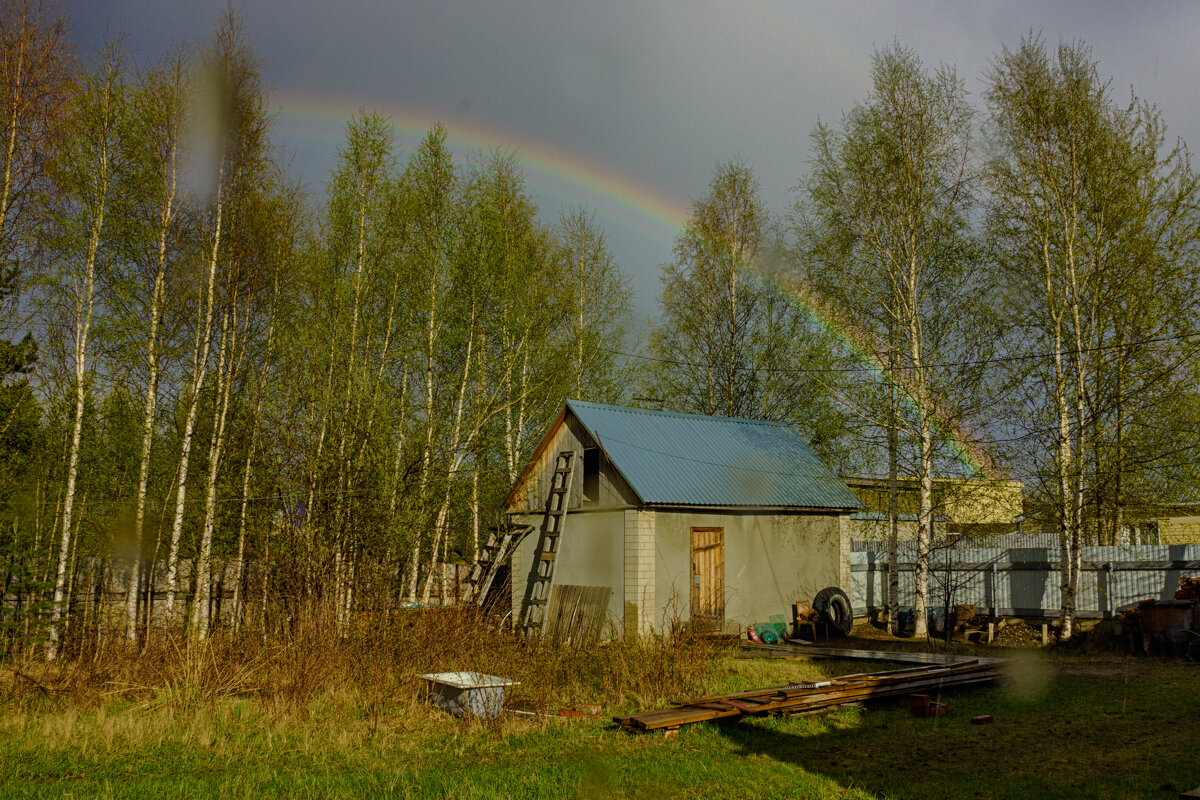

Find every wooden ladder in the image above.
[462,524,531,606]
[518,450,577,637]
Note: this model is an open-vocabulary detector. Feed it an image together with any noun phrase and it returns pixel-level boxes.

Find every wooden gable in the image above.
[503,407,639,513]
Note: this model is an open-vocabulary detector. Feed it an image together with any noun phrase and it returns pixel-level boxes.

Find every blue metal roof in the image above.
[567,400,862,510]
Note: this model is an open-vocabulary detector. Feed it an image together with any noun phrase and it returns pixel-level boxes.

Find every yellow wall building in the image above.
[1155,515,1200,545]
[844,477,1024,540]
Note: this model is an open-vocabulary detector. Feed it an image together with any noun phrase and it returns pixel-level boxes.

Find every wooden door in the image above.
[690,527,725,630]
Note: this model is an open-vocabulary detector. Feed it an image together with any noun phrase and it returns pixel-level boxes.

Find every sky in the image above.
[68,1,1200,321]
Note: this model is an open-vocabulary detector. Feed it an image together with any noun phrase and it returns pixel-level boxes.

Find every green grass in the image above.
[1,650,1197,799]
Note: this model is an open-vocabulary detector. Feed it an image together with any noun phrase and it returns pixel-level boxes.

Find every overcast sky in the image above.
[69,1,1200,319]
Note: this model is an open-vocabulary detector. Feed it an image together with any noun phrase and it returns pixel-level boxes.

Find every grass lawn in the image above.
[0,647,1198,799]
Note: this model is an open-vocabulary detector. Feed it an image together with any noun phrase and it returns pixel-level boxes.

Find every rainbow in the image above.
[272,91,691,243]
[272,91,993,478]
[762,271,996,479]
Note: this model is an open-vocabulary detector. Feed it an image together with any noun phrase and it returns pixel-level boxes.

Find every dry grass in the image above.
[0,607,746,798]
[1,604,722,718]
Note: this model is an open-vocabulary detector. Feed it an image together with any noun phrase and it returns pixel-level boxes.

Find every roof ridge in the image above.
[567,399,787,429]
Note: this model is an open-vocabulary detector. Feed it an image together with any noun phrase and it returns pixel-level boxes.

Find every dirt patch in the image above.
[991,619,1045,647]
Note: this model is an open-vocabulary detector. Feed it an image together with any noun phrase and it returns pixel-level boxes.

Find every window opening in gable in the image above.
[582,447,600,504]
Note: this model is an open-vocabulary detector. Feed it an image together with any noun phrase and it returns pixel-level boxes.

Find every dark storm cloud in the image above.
[68,1,1200,316]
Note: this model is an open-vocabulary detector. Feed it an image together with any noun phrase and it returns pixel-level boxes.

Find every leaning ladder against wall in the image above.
[517,450,577,637]
[462,523,533,607]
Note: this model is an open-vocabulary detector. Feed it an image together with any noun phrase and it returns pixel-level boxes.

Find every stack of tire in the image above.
[813,586,853,638]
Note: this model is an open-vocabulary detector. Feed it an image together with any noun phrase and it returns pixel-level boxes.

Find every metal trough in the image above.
[419,672,519,719]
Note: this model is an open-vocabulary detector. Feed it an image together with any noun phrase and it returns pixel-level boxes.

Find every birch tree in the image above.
[987,39,1099,638]
[558,207,629,404]
[986,36,1200,635]
[164,11,270,633]
[403,125,463,605]
[797,43,988,638]
[0,0,69,277]
[189,23,275,639]
[319,111,401,626]
[46,43,126,658]
[116,51,189,641]
[647,160,775,419]
[0,4,66,633]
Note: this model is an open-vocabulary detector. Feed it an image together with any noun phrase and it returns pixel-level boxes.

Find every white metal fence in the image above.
[850,543,1200,619]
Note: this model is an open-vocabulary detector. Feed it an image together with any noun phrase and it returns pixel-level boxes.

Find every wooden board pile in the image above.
[614,658,1003,733]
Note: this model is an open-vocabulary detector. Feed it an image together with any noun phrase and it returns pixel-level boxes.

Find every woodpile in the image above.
[614,657,1004,734]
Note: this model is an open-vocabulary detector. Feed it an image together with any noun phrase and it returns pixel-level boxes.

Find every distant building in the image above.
[1154,515,1200,544]
[843,476,1024,542]
[503,401,862,636]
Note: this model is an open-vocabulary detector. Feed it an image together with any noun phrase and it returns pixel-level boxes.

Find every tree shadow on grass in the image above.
[710,702,975,800]
[708,677,1200,800]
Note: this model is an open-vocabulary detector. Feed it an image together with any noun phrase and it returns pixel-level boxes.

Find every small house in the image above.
[502,400,862,636]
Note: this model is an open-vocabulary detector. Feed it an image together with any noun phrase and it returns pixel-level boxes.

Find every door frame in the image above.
[690,526,725,629]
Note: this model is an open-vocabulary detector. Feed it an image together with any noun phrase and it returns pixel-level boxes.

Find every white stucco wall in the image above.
[510,509,626,630]
[510,507,850,637]
[651,510,849,634]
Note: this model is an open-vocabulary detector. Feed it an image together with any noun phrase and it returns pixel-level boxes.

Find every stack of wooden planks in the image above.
[614,658,1004,733]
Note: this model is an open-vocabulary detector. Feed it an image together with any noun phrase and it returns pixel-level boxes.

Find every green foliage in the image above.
[647,158,768,418]
[796,42,996,481]
[8,8,1200,656]
[645,159,846,460]
[256,115,634,612]
[985,35,1200,540]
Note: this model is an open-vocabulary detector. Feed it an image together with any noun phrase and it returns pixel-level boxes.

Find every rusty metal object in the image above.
[1175,576,1200,601]
[1139,601,1195,656]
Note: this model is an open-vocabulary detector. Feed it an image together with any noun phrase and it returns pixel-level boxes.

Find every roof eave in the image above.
[500,400,652,510]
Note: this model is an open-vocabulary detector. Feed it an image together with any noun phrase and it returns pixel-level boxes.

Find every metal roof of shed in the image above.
[566,400,861,510]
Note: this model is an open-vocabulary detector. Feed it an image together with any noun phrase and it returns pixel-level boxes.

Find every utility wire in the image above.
[605,329,1200,376]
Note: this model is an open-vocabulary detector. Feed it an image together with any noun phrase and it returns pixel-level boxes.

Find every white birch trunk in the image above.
[332,193,370,630]
[192,306,237,640]
[164,177,223,620]
[471,457,480,560]
[125,132,177,642]
[407,257,441,605]
[232,265,279,633]
[0,23,25,242]
[914,414,933,639]
[48,71,116,658]
[1043,248,1074,639]
[231,411,257,633]
[420,315,476,604]
[886,350,900,636]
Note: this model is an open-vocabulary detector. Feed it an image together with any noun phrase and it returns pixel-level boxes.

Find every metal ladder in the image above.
[462,524,531,606]
[517,450,577,636]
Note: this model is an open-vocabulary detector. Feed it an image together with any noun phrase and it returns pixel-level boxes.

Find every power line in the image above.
[605,329,1200,377]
